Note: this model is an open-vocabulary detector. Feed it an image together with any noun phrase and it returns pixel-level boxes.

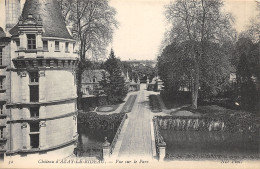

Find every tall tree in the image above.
[232,38,260,110]
[158,42,184,94]
[103,49,121,75]
[158,40,231,99]
[101,49,128,104]
[57,0,118,109]
[163,0,236,109]
[239,1,260,43]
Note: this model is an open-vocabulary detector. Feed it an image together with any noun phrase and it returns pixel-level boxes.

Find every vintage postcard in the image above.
[0,0,259,168]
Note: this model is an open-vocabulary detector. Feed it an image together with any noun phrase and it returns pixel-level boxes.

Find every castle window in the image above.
[30,134,39,148]
[55,41,60,51]
[0,128,3,139]
[93,77,96,83]
[29,72,39,83]
[38,60,43,67]
[30,122,39,148]
[65,42,69,52]
[54,60,58,67]
[16,40,20,50]
[27,34,36,50]
[0,48,2,65]
[43,41,48,51]
[0,104,3,115]
[30,107,39,118]
[29,72,39,102]
[30,122,39,132]
[46,60,50,67]
[30,85,39,102]
[0,77,4,90]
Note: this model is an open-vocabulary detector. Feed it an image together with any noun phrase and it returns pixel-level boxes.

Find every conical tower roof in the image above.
[0,27,6,38]
[10,0,73,40]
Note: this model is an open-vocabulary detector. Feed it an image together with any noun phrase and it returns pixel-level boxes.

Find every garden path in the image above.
[116,84,155,160]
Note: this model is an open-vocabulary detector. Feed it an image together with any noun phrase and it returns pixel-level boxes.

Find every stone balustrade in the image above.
[156,115,259,133]
[102,113,128,160]
[153,117,166,161]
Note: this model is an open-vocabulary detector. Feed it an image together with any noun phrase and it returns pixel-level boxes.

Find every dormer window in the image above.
[55,41,60,51]
[65,42,69,52]
[73,43,75,52]
[27,34,36,50]
[29,72,39,83]
[43,41,48,51]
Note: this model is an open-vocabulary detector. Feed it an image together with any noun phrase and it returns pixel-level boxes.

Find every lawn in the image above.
[120,95,137,113]
[183,105,258,117]
[96,104,120,112]
[161,91,191,109]
[159,91,260,131]
[149,95,162,112]
[162,99,186,109]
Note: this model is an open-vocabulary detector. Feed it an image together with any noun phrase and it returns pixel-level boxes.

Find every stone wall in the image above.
[42,70,77,101]
[7,68,77,157]
[10,70,76,103]
[45,116,76,148]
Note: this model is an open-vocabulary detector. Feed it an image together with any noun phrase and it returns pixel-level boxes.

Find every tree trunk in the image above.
[191,61,199,109]
[77,37,87,111]
[76,66,83,110]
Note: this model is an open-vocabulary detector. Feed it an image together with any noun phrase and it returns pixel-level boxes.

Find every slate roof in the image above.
[9,0,73,40]
[82,69,108,83]
[0,27,11,45]
[0,27,6,38]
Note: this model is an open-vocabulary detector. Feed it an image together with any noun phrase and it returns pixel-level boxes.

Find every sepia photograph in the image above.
[0,0,259,168]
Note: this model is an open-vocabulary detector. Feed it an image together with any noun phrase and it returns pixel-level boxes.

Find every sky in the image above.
[0,0,259,61]
[110,0,259,60]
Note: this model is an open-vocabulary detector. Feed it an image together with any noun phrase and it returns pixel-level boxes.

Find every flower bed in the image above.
[149,95,162,112]
[120,95,137,113]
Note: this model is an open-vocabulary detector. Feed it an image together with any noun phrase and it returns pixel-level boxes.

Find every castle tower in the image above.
[0,27,10,163]
[5,0,21,31]
[3,0,78,162]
